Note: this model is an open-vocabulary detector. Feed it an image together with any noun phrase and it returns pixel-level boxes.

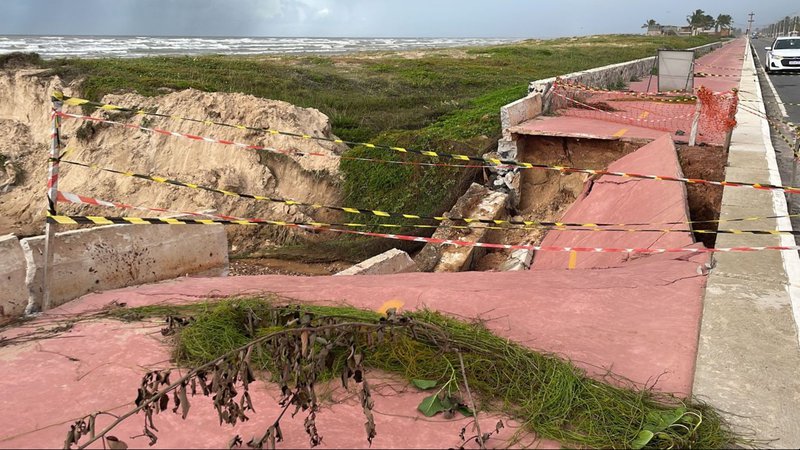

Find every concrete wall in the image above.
[20,224,228,313]
[500,93,543,138]
[0,234,28,323]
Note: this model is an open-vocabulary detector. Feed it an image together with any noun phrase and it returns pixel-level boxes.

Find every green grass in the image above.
[112,297,744,449]
[38,34,717,258]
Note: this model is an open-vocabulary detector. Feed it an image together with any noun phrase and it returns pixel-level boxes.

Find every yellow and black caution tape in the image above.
[60,159,800,229]
[54,93,800,194]
[52,91,517,168]
[45,205,800,236]
[737,103,800,149]
[59,188,800,236]
[738,101,799,132]
[47,214,800,254]
[694,72,740,78]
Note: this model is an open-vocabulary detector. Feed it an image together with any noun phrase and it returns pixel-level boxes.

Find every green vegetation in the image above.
[111,297,743,449]
[39,34,716,257]
[0,51,43,69]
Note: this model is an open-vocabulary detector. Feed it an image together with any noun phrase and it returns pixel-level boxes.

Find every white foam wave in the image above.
[0,35,515,59]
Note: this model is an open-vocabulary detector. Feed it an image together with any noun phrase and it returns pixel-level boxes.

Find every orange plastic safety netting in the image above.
[549,79,738,145]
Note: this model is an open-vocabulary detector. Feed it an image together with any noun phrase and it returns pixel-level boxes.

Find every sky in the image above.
[0,0,798,38]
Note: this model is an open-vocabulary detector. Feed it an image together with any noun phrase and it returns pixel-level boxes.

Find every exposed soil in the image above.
[0,70,346,255]
[228,258,350,276]
[473,136,640,270]
[473,138,726,271]
[675,144,726,248]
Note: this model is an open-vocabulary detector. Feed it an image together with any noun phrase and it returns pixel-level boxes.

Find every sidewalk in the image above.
[692,39,800,448]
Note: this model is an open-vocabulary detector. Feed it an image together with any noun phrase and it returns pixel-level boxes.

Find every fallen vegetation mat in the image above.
[68,296,748,449]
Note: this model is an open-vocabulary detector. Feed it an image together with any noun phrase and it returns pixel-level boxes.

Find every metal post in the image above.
[42,95,63,312]
[688,97,703,147]
[723,91,739,152]
[793,137,800,188]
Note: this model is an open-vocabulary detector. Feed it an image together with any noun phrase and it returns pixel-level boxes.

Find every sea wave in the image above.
[0,36,515,59]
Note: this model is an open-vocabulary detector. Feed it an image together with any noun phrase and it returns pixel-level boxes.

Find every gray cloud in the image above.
[0,0,797,37]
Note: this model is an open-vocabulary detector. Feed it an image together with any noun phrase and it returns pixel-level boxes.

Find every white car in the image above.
[765,37,800,73]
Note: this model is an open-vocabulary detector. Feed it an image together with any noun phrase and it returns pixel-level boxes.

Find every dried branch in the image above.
[457,350,484,450]
[71,319,421,449]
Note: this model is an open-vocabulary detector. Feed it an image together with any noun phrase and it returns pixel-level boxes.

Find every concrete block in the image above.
[499,248,533,271]
[0,234,27,323]
[496,138,519,160]
[415,183,508,272]
[334,248,418,276]
[22,224,228,312]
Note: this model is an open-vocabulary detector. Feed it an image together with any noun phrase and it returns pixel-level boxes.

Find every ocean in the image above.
[0,35,516,59]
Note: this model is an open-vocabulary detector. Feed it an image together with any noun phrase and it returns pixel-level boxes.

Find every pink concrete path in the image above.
[534,134,698,270]
[509,115,668,142]
[518,38,746,145]
[0,251,707,448]
[629,38,746,94]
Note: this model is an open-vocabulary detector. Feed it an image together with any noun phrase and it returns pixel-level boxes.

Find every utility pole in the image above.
[747,12,755,36]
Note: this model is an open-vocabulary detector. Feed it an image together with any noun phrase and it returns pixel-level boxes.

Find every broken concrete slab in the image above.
[0,234,27,323]
[532,134,698,270]
[415,183,508,272]
[335,248,418,276]
[21,224,229,312]
[498,248,533,271]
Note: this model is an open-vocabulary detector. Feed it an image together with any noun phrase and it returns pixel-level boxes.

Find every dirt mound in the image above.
[0,70,347,253]
[0,53,43,70]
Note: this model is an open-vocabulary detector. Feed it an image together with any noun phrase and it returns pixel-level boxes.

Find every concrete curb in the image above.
[693,38,800,448]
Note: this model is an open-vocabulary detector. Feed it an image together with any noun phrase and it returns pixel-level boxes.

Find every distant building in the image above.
[644,25,692,36]
[646,24,663,36]
[661,25,679,35]
[644,24,731,37]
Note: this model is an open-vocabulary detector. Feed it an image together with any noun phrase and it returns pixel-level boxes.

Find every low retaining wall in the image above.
[0,234,28,323]
[17,224,228,314]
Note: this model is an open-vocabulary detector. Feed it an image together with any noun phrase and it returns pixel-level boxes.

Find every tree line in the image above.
[642,10,732,33]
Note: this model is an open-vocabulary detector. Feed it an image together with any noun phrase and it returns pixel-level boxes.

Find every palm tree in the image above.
[716,14,732,33]
[687,9,707,30]
[642,19,658,29]
[702,14,715,29]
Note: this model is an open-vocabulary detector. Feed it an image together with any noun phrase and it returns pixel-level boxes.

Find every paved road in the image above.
[750,39,800,229]
[753,38,800,124]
